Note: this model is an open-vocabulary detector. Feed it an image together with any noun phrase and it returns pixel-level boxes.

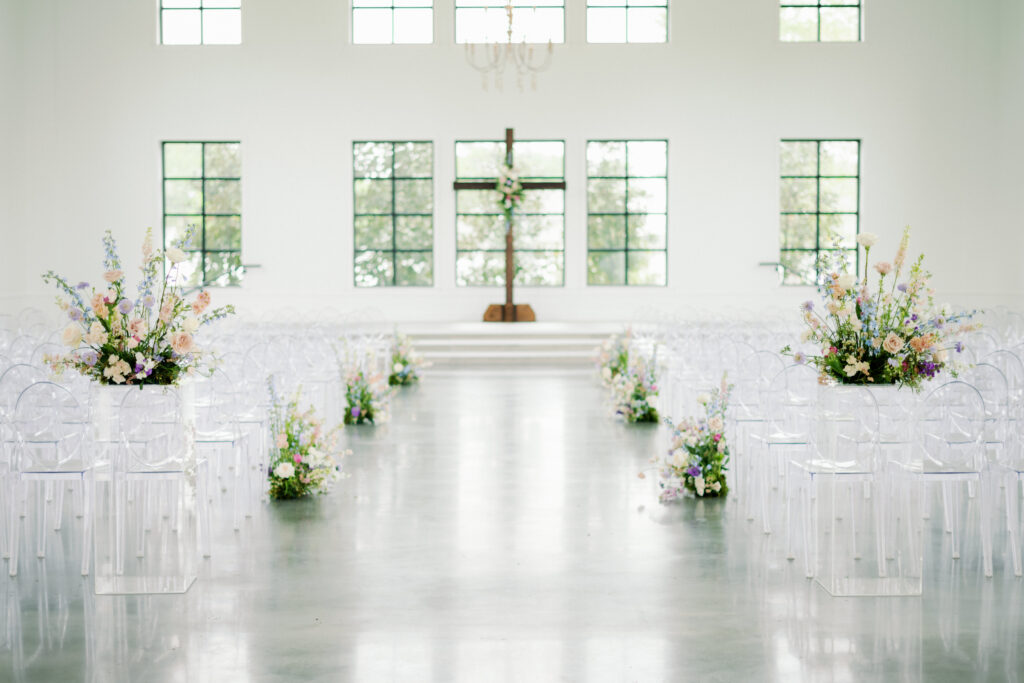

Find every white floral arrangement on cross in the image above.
[496,162,524,224]
[42,227,234,386]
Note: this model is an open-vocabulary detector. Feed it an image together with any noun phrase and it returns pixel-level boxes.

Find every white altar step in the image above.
[401,322,620,367]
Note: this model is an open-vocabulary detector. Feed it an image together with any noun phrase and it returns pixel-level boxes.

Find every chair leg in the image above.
[80,476,91,577]
[53,484,64,531]
[949,483,961,560]
[1003,472,1021,577]
[980,475,993,578]
[7,485,19,576]
[36,482,47,559]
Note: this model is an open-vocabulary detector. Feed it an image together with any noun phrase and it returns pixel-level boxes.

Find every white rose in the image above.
[61,324,82,347]
[273,462,295,479]
[837,274,857,291]
[856,232,879,248]
[696,393,711,405]
[601,367,612,380]
[670,449,687,468]
[166,247,187,264]
[711,481,721,492]
[183,316,200,333]
[850,317,863,332]
[708,416,724,432]
[941,303,952,318]
[393,363,404,373]
[694,476,706,497]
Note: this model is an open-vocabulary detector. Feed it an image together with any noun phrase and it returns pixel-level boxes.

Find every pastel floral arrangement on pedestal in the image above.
[388,333,429,387]
[610,354,659,424]
[343,366,391,425]
[783,227,978,391]
[656,374,732,501]
[42,228,234,386]
[267,380,348,500]
[496,162,524,224]
[596,328,632,387]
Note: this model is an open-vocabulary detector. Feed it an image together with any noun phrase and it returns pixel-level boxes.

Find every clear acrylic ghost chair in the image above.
[93,385,208,594]
[730,351,784,523]
[916,381,993,577]
[29,342,63,368]
[7,382,93,577]
[193,369,250,530]
[0,363,49,558]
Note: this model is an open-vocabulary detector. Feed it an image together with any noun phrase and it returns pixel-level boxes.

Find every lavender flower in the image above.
[81,350,98,366]
[897,283,908,292]
[351,406,361,418]
[687,466,701,478]
[142,295,155,309]
[117,299,134,315]
[76,281,90,290]
[801,301,814,312]
[68,308,83,321]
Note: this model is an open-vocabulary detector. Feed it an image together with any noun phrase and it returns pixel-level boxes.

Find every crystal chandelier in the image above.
[464,3,554,92]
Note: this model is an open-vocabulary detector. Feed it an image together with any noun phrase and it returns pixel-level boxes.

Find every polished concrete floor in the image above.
[3,368,1024,682]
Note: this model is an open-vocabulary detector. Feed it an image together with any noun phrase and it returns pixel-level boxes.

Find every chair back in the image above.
[12,381,90,472]
[119,386,188,471]
[916,380,986,472]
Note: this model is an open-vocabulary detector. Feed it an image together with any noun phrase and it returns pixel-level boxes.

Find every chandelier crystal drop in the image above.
[464,3,554,92]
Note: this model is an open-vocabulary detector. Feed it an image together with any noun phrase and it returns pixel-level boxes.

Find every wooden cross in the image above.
[453,128,566,322]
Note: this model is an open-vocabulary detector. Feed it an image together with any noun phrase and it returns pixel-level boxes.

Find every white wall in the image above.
[0,0,21,305]
[2,0,1019,322]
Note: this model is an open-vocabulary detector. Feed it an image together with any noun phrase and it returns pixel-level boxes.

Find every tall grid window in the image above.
[780,1,861,42]
[779,139,860,286]
[587,0,667,43]
[162,142,243,287]
[456,140,565,286]
[587,140,667,286]
[353,142,434,287]
[353,0,433,44]
[160,1,241,45]
[456,1,565,43]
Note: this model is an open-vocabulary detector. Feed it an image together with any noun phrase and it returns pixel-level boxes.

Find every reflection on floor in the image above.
[2,369,1023,682]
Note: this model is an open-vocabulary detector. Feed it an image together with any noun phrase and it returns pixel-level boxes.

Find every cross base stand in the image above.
[483,304,536,323]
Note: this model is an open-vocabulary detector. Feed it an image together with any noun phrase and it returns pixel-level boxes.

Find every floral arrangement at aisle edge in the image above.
[267,379,348,500]
[596,327,632,387]
[388,333,430,387]
[655,374,732,501]
[783,227,978,391]
[610,354,659,424]
[342,365,391,425]
[496,162,524,224]
[42,228,234,385]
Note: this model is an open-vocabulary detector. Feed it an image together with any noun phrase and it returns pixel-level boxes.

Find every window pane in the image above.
[164,143,202,177]
[780,251,818,286]
[456,142,504,178]
[202,9,241,44]
[627,213,666,249]
[353,8,393,44]
[395,179,433,213]
[355,179,394,214]
[819,178,858,212]
[780,214,817,249]
[396,252,433,286]
[626,7,666,43]
[355,216,394,250]
[588,215,626,250]
[588,251,625,285]
[164,0,201,8]
[588,179,626,213]
[457,189,500,214]
[165,215,203,245]
[396,215,432,250]
[780,8,818,42]
[780,141,817,176]
[205,142,241,177]
[627,140,667,176]
[165,180,203,214]
[627,251,666,285]
[204,251,243,287]
[820,7,859,41]
[162,10,202,45]
[457,251,505,286]
[457,215,504,250]
[587,141,626,176]
[515,215,563,250]
[515,251,562,286]
[458,3,564,43]
[627,178,666,213]
[516,141,564,178]
[394,142,432,177]
[819,141,858,176]
[206,215,241,249]
[780,178,817,213]
[518,188,564,214]
[354,142,394,178]
[203,0,241,8]
[174,251,204,288]
[204,179,241,214]
[394,8,432,43]
[820,213,857,249]
[355,251,395,287]
[587,7,626,43]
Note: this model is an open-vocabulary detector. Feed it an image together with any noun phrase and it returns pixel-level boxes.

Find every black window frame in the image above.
[161,140,243,288]
[159,1,242,45]
[586,139,668,287]
[352,140,435,288]
[351,0,434,45]
[585,0,669,44]
[779,0,862,42]
[455,1,566,44]
[779,138,861,287]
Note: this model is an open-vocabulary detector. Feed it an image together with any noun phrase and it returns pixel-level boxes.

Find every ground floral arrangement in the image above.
[596,328,632,386]
[389,333,429,387]
[43,228,233,385]
[784,228,977,390]
[343,366,392,425]
[267,380,348,500]
[652,374,732,501]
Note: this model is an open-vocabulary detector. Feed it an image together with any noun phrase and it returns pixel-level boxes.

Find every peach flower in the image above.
[170,332,194,355]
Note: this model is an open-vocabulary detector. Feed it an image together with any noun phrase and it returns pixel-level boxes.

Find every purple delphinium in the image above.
[351,406,361,418]
[687,466,701,478]
[68,308,83,321]
[897,283,908,292]
[76,281,90,290]
[954,341,964,353]
[801,300,814,312]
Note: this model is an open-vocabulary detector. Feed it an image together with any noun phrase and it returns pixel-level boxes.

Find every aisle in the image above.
[3,368,1024,682]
